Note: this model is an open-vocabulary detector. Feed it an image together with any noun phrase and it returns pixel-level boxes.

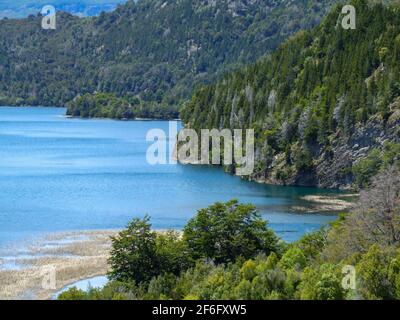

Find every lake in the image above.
[0,107,341,247]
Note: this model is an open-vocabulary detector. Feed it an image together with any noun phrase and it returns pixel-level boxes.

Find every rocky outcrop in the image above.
[247,111,400,189]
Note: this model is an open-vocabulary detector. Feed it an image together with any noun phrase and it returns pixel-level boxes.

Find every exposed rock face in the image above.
[248,113,400,189]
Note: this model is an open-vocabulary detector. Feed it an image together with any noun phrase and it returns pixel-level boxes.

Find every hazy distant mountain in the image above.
[0,0,127,18]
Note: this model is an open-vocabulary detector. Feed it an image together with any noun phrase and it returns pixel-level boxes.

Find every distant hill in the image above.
[0,0,339,119]
[0,1,127,18]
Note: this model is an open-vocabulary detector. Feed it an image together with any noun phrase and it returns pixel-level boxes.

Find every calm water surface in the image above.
[0,107,341,247]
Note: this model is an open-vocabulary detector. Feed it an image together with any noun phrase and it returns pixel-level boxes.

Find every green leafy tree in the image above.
[108,218,192,285]
[156,231,193,276]
[183,199,279,264]
[108,216,159,284]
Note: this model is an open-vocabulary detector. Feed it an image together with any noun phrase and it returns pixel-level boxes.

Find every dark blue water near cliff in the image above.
[0,107,341,245]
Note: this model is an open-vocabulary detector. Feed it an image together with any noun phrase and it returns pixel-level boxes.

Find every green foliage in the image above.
[352,149,383,188]
[144,273,179,300]
[279,247,307,271]
[183,199,279,264]
[353,142,400,188]
[108,216,159,283]
[357,245,395,299]
[296,230,327,261]
[298,264,345,300]
[60,224,400,300]
[294,146,314,172]
[106,199,279,288]
[382,142,400,167]
[388,249,400,299]
[66,92,179,120]
[108,216,190,284]
[57,287,87,300]
[155,231,192,277]
[240,260,257,281]
[57,280,138,300]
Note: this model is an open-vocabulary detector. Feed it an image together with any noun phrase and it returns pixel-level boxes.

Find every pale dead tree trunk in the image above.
[351,165,400,248]
[323,166,400,262]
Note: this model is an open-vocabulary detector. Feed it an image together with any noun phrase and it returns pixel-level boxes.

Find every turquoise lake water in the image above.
[0,107,341,246]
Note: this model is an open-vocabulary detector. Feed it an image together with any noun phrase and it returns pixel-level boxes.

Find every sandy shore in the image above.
[0,230,117,300]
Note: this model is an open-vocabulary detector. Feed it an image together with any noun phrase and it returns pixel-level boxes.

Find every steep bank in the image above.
[252,111,400,189]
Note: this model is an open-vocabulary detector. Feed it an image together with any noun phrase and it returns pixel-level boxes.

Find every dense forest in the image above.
[181,0,400,188]
[59,165,400,300]
[0,0,339,118]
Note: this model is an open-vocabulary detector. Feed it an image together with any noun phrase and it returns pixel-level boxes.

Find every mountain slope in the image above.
[0,0,339,118]
[181,0,400,188]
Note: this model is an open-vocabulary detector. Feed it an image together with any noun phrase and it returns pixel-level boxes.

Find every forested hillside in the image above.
[0,0,339,118]
[181,0,400,188]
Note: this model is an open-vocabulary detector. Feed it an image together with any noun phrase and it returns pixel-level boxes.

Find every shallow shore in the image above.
[0,229,178,300]
[0,230,117,300]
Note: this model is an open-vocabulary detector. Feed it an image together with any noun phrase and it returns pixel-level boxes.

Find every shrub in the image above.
[356,245,395,299]
[58,287,87,300]
[352,149,382,188]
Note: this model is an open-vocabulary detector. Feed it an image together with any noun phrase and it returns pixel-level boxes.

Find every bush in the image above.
[279,247,307,270]
[352,149,382,188]
[298,264,344,300]
[357,245,395,299]
[352,143,400,188]
[58,287,87,300]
